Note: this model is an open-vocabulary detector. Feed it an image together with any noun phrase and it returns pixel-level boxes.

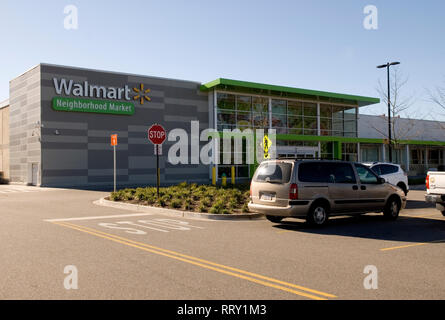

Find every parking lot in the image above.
[0,186,444,300]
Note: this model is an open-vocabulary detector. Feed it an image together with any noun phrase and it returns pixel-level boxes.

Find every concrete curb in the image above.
[94,197,264,220]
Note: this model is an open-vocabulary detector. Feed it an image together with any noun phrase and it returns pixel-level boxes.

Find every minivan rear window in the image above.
[298,162,356,183]
[253,162,292,184]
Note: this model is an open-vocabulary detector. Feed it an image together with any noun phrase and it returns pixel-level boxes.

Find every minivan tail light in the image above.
[289,183,298,200]
[426,174,430,190]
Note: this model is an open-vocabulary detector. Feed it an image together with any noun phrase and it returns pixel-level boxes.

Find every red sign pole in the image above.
[148,124,166,198]
[111,134,118,192]
[156,144,160,197]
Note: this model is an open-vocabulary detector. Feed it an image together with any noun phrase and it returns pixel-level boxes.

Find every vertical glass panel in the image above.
[271,99,287,132]
[287,100,303,116]
[288,116,303,135]
[320,117,332,136]
[252,97,268,113]
[332,106,343,136]
[320,104,332,118]
[253,113,269,128]
[217,93,235,110]
[320,142,333,159]
[252,97,268,128]
[303,117,317,135]
[236,95,251,112]
[236,111,252,128]
[303,102,317,117]
[217,110,236,130]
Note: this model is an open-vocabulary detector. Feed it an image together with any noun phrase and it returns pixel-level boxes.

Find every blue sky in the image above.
[1,0,445,119]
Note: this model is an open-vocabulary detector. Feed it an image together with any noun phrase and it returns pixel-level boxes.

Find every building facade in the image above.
[0,63,444,188]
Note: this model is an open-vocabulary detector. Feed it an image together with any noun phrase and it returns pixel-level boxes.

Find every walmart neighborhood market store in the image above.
[0,63,444,188]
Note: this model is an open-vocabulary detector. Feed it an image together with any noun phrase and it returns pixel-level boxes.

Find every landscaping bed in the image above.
[108,182,251,214]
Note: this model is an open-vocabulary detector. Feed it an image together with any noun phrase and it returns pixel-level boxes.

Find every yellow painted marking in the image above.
[144,96,151,101]
[133,88,140,93]
[381,239,445,251]
[52,221,336,300]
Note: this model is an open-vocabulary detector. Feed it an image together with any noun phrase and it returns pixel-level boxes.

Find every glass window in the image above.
[303,117,317,135]
[236,95,251,112]
[218,166,231,179]
[236,111,252,127]
[253,112,268,128]
[303,102,317,117]
[254,162,292,183]
[321,142,333,160]
[271,99,287,132]
[331,163,356,184]
[237,165,249,178]
[272,99,286,114]
[217,111,236,125]
[288,116,303,135]
[252,97,268,113]
[371,165,382,175]
[298,162,331,183]
[217,93,235,110]
[355,164,379,184]
[332,106,344,136]
[288,101,302,116]
[320,104,332,118]
[320,117,332,136]
[380,164,399,175]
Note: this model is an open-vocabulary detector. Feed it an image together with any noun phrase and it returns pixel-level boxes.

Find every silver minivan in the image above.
[248,160,406,226]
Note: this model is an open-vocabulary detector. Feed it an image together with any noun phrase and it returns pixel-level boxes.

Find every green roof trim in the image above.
[200,78,380,107]
[275,134,445,146]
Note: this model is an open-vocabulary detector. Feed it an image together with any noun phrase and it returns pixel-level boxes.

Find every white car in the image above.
[363,162,409,195]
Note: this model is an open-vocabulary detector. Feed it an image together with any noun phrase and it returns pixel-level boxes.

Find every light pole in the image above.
[377,61,400,163]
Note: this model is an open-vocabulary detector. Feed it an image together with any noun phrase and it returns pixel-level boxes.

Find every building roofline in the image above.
[0,99,9,109]
[38,63,202,85]
[359,113,445,125]
[200,78,380,107]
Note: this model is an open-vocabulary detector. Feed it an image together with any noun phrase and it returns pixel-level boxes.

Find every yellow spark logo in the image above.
[133,83,151,105]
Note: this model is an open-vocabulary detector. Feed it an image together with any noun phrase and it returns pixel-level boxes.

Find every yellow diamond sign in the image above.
[262,135,272,159]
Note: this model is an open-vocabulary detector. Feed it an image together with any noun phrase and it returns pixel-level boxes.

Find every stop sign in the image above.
[148,124,166,145]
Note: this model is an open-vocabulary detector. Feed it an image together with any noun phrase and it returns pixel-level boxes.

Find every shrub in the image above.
[171,199,183,209]
[111,183,252,214]
[110,192,120,201]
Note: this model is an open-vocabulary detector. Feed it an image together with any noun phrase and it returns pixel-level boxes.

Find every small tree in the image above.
[372,67,420,146]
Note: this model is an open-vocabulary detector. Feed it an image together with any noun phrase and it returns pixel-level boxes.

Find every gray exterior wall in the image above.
[359,114,445,141]
[0,100,10,180]
[9,66,42,184]
[38,64,209,188]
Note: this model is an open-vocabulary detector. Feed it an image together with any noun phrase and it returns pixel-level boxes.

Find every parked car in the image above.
[425,171,445,216]
[363,162,409,195]
[248,160,406,226]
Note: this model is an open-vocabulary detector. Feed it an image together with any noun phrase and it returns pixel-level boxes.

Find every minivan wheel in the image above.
[307,203,329,226]
[266,215,283,223]
[384,197,400,220]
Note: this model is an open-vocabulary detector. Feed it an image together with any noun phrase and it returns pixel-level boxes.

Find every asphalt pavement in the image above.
[0,185,444,300]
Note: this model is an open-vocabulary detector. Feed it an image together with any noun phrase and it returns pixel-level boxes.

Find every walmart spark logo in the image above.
[133,83,151,105]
